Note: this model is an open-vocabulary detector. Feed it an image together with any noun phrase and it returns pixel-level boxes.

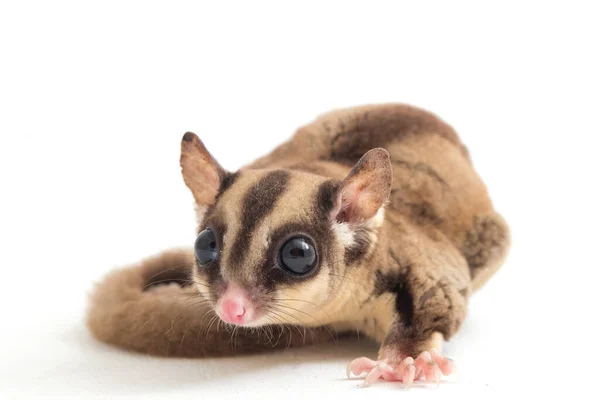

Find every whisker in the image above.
[271,298,320,307]
[259,323,273,346]
[179,322,194,349]
[142,277,195,291]
[328,272,370,292]
[204,314,220,340]
[285,325,293,351]
[143,291,204,301]
[269,305,338,344]
[162,298,211,337]
[142,264,193,287]
[179,305,213,350]
[270,309,297,350]
[229,325,239,349]
[266,306,322,345]
[265,316,286,347]
[192,280,211,290]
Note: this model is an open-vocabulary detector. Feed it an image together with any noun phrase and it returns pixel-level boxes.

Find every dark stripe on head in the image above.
[215,171,240,201]
[313,180,340,272]
[315,179,340,222]
[197,172,239,231]
[229,170,291,267]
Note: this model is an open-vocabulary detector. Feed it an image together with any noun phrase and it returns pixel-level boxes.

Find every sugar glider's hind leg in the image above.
[461,212,511,292]
[86,249,335,357]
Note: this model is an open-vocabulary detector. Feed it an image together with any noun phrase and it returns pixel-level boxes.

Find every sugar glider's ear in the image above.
[180,132,227,212]
[331,148,392,226]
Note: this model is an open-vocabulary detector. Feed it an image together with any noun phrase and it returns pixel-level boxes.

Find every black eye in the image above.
[194,228,218,265]
[279,237,317,275]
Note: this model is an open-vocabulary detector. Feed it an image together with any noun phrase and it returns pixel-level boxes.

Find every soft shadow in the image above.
[51,323,379,396]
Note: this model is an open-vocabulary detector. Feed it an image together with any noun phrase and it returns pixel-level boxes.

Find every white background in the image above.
[1,1,599,399]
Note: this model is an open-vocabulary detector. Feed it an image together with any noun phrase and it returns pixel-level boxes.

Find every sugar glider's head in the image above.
[180,132,392,327]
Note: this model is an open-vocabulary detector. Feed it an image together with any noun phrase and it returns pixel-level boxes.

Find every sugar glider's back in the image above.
[248,104,510,290]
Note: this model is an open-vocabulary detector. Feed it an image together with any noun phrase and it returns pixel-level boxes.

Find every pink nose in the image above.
[221,298,246,323]
[217,283,255,325]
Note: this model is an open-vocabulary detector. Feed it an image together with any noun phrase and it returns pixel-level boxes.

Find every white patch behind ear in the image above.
[332,204,386,249]
[332,221,355,248]
[363,204,386,230]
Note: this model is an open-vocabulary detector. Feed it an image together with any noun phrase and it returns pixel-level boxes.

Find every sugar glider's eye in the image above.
[194,228,218,265]
[279,237,317,275]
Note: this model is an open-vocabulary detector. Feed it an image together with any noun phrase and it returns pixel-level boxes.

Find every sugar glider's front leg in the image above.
[347,331,454,387]
[348,254,470,387]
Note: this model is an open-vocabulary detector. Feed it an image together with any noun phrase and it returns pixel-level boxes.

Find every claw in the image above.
[362,361,393,387]
[417,350,433,364]
[414,366,422,381]
[432,363,441,387]
[414,352,430,379]
[346,357,377,378]
[416,351,442,385]
[404,365,416,389]
[400,358,416,389]
[430,348,455,376]
[425,361,436,382]
[346,350,455,388]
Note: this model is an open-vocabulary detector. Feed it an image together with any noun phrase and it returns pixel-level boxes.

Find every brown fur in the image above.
[87,103,510,361]
[86,249,337,357]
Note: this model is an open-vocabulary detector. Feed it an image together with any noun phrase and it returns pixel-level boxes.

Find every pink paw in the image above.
[346,348,455,388]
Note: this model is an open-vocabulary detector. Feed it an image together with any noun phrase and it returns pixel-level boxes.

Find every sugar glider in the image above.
[87,103,510,387]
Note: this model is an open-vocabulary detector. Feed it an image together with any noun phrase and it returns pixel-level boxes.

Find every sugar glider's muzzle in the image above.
[216,283,256,325]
